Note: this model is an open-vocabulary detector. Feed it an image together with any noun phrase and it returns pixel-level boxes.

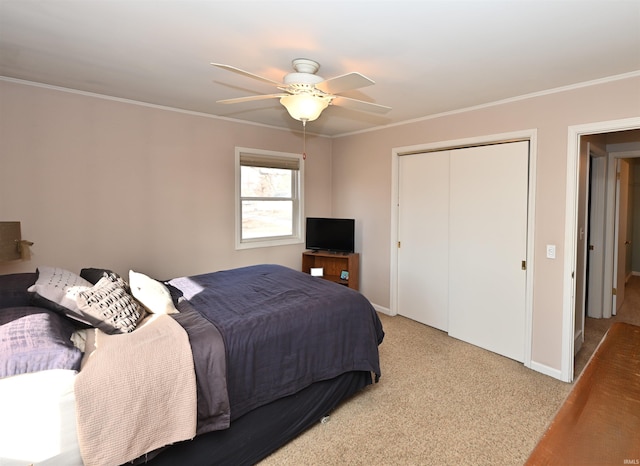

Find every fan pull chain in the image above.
[302,120,307,160]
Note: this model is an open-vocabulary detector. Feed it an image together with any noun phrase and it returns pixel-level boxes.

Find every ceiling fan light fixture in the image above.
[213,59,390,123]
[280,94,329,122]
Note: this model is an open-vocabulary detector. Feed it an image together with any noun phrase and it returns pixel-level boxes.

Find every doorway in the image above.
[565,119,640,382]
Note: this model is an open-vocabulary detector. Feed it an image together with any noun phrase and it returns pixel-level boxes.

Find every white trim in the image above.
[4,72,639,140]
[389,150,399,316]
[370,302,392,316]
[529,360,564,381]
[335,71,640,138]
[563,117,640,383]
[0,76,328,138]
[586,150,607,319]
[605,150,640,318]
[607,156,621,317]
[563,133,579,379]
[234,147,305,250]
[390,129,537,370]
[608,150,640,158]
[525,133,538,369]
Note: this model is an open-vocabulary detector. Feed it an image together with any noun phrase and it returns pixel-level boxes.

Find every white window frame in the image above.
[235,147,304,250]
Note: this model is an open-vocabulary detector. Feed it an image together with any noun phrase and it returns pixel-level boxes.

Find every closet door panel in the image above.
[448,141,529,362]
[397,151,450,331]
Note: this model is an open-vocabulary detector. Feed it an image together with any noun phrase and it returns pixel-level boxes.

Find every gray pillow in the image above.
[75,275,145,334]
[80,267,117,285]
[0,306,82,378]
[0,273,37,309]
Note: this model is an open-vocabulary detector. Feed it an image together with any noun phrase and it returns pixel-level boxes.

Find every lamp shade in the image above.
[280,94,329,122]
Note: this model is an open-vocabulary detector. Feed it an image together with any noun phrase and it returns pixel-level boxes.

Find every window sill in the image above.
[235,237,304,250]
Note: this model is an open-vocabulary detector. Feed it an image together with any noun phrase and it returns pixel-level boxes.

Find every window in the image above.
[235,147,304,249]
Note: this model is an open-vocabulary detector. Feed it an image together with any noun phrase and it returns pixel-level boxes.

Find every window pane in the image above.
[242,200,293,239]
[241,166,292,198]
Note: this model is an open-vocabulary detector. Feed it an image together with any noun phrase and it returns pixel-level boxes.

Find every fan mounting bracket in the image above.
[291,58,320,74]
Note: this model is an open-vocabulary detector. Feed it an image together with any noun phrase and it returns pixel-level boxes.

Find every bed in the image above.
[0,264,384,466]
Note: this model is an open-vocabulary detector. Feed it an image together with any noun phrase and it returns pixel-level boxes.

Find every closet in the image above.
[397,141,529,362]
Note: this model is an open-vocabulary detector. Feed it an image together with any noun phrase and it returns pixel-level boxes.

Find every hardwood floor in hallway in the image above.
[575,274,640,377]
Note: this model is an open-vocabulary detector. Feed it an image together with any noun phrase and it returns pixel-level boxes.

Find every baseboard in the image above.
[371,300,566,380]
[529,360,566,382]
[371,302,392,316]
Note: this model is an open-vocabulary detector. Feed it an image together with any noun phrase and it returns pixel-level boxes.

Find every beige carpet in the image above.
[260,279,640,465]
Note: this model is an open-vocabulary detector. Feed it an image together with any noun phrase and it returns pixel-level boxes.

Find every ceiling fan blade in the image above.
[211,63,282,86]
[316,72,375,94]
[217,93,289,104]
[331,96,391,114]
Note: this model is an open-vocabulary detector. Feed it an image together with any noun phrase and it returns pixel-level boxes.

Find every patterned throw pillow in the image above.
[28,267,94,326]
[76,275,144,334]
[27,267,92,313]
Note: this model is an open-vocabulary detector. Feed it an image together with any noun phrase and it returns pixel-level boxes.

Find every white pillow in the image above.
[129,270,179,315]
[28,266,92,313]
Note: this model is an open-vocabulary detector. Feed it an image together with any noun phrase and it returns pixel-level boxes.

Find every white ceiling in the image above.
[1,0,639,137]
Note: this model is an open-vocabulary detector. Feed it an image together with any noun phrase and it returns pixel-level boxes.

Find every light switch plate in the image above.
[546,244,556,259]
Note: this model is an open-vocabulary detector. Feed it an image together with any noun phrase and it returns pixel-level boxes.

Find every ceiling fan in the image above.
[211,58,391,124]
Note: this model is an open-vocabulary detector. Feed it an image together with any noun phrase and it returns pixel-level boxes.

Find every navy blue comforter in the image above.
[168,264,384,421]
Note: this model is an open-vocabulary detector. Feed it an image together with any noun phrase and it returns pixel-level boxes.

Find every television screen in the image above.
[305,217,355,253]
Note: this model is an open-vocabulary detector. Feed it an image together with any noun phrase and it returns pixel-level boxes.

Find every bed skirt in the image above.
[145,370,373,466]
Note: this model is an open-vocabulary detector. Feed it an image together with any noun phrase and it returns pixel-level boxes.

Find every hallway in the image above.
[575,274,640,377]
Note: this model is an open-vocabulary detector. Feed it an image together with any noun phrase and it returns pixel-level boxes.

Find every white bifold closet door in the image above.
[448,142,528,362]
[398,152,450,331]
[398,141,529,362]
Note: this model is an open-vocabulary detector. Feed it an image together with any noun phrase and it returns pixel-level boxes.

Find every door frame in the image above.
[390,129,537,369]
[612,158,628,315]
[563,117,640,383]
[586,145,607,320]
[608,151,640,314]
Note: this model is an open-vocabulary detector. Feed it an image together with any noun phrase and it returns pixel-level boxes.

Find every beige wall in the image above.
[2,75,639,376]
[0,80,333,279]
[331,75,640,372]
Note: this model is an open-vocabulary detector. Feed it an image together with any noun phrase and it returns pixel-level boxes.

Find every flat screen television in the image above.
[305,217,355,253]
